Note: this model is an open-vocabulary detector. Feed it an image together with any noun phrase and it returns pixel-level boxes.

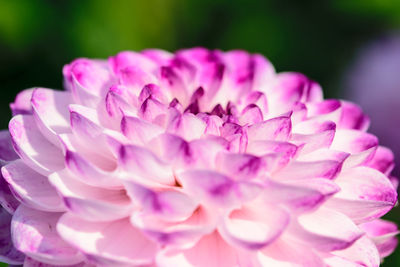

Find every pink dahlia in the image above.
[0,48,398,267]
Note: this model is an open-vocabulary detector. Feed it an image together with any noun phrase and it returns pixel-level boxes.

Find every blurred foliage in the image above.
[0,0,400,266]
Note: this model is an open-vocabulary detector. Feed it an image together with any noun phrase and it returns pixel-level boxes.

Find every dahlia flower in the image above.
[0,48,398,267]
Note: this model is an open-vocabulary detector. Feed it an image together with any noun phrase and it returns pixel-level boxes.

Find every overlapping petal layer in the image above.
[0,48,397,266]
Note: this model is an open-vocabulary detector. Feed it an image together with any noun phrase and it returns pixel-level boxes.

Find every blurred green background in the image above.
[0,0,400,266]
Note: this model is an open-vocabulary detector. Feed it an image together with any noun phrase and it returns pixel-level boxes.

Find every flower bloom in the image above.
[0,48,398,267]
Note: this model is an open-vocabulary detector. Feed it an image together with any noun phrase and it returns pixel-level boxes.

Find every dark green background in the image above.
[0,0,399,266]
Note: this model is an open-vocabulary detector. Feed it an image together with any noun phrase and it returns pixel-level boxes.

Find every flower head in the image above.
[0,48,398,266]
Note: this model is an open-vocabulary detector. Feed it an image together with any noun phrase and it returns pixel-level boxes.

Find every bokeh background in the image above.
[1,0,400,266]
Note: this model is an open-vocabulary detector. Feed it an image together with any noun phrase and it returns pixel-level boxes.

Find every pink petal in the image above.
[31,88,72,146]
[138,96,167,124]
[338,100,370,131]
[64,59,112,96]
[118,144,175,185]
[306,99,341,118]
[239,104,264,125]
[331,129,378,154]
[0,174,19,214]
[0,208,25,264]
[248,116,291,142]
[291,208,364,251]
[69,105,103,141]
[263,178,340,213]
[159,66,189,105]
[118,66,156,91]
[215,152,270,180]
[0,130,18,161]
[291,129,335,154]
[57,213,158,266]
[141,49,173,65]
[104,85,137,120]
[9,88,34,116]
[249,54,275,92]
[218,204,289,250]
[246,140,298,158]
[167,113,206,141]
[267,73,322,115]
[178,170,262,209]
[325,166,397,223]
[360,219,399,258]
[331,236,380,267]
[9,115,64,175]
[366,146,395,175]
[131,206,215,247]
[296,148,349,163]
[65,150,122,188]
[274,159,342,180]
[11,205,82,265]
[49,170,132,221]
[109,51,158,75]
[156,232,245,267]
[2,160,65,212]
[293,119,336,135]
[123,181,198,222]
[153,134,225,170]
[121,115,164,145]
[23,257,92,267]
[58,133,117,174]
[197,113,224,136]
[259,236,324,267]
[244,91,269,116]
[138,83,168,104]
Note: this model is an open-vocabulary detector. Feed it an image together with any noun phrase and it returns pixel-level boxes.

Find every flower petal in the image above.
[31,88,72,146]
[338,100,370,131]
[156,232,245,267]
[0,174,19,214]
[65,150,122,188]
[274,159,342,180]
[57,213,158,266]
[325,167,397,223]
[11,205,82,265]
[123,181,198,222]
[259,236,325,267]
[0,130,19,161]
[121,115,164,145]
[152,134,226,171]
[9,115,64,175]
[0,208,25,264]
[263,178,340,213]
[49,170,132,222]
[366,146,395,175]
[23,257,92,267]
[218,204,289,250]
[2,160,65,212]
[216,152,271,180]
[131,206,215,247]
[291,208,364,251]
[331,236,380,267]
[248,116,291,142]
[118,144,174,185]
[331,129,378,154]
[178,170,262,209]
[10,88,34,116]
[291,128,335,154]
[109,51,158,75]
[167,113,206,141]
[360,219,399,258]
